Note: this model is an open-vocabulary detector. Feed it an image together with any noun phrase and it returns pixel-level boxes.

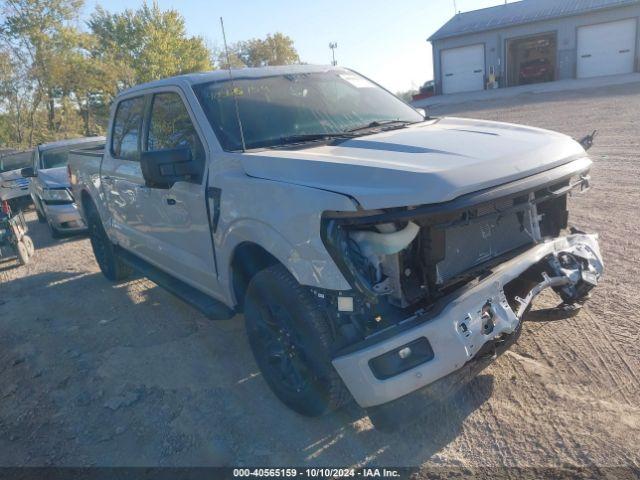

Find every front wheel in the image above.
[48,220,62,239]
[35,199,46,223]
[22,235,35,256]
[85,202,132,282]
[244,264,351,416]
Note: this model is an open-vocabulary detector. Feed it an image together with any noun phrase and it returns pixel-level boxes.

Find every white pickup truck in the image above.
[68,65,603,426]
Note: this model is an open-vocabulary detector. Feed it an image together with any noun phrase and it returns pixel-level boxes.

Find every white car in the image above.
[68,65,603,427]
[21,137,105,238]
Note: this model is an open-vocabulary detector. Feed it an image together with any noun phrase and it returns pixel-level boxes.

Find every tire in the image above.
[16,241,29,266]
[22,235,35,257]
[48,221,62,239]
[35,199,46,223]
[244,264,351,416]
[85,201,132,282]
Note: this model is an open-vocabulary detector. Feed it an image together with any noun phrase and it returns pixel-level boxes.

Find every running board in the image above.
[118,249,235,320]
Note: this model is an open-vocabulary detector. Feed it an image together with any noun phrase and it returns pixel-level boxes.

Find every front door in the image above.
[138,90,218,294]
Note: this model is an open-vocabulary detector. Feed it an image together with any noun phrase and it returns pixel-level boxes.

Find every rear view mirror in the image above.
[140,147,200,189]
[21,167,36,178]
[415,107,428,119]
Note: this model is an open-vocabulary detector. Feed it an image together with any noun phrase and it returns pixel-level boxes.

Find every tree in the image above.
[216,32,300,69]
[396,89,418,103]
[89,2,212,87]
[1,0,84,132]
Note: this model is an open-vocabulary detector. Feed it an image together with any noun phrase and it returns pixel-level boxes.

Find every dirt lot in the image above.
[1,82,639,470]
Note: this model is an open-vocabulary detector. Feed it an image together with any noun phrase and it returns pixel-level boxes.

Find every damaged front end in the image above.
[319,160,603,408]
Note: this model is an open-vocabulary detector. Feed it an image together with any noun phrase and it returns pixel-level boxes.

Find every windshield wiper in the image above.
[275,132,354,146]
[346,119,413,133]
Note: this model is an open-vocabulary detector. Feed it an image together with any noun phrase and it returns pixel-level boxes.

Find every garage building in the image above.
[429,0,640,95]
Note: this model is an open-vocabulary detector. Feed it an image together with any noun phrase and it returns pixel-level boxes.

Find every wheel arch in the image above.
[229,241,282,311]
[79,189,93,218]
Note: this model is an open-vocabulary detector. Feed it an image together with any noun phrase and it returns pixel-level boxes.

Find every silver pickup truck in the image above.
[68,65,603,427]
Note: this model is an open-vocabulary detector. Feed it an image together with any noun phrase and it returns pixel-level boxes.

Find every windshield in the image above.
[40,141,104,169]
[193,69,424,151]
[0,151,33,173]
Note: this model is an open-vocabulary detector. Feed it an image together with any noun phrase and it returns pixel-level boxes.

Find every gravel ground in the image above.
[0,81,639,471]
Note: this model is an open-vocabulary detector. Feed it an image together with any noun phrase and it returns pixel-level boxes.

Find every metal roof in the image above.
[429,0,640,41]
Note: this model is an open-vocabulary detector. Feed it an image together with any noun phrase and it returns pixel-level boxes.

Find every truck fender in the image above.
[78,188,113,239]
[218,218,351,305]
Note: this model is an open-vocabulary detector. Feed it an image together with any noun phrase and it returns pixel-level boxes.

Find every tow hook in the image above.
[514,245,602,319]
[481,300,495,335]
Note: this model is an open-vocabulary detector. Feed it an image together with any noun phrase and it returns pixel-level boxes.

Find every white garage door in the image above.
[441,44,485,94]
[577,18,637,78]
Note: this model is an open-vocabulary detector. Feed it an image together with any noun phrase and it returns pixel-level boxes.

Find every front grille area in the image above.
[433,209,534,285]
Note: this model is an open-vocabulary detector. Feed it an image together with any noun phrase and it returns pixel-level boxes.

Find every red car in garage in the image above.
[519,58,554,84]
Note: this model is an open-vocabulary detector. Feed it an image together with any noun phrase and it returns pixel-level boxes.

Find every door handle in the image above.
[102,175,113,181]
[166,198,176,206]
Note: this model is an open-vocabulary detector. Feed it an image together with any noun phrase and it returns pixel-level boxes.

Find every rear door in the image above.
[441,44,485,94]
[100,94,148,251]
[577,19,637,78]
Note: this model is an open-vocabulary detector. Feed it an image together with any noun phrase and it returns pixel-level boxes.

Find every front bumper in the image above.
[332,233,603,408]
[366,324,521,429]
[43,202,87,232]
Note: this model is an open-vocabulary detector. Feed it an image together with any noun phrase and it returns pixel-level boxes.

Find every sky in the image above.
[83,0,517,93]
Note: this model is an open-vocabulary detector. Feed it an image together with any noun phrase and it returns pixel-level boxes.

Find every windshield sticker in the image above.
[339,74,375,89]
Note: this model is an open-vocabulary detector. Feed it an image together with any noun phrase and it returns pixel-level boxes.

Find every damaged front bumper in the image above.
[331,233,603,408]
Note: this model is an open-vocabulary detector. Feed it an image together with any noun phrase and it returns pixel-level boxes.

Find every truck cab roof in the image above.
[118,64,344,96]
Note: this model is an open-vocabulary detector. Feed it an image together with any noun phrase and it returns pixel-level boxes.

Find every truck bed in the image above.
[67,145,106,220]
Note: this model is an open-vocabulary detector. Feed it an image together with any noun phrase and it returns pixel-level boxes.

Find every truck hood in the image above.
[37,167,70,189]
[240,117,587,210]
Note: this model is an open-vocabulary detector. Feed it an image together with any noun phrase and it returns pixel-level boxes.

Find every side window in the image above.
[147,92,204,162]
[111,96,145,161]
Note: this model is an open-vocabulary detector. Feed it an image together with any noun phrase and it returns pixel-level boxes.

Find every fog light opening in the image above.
[398,347,412,359]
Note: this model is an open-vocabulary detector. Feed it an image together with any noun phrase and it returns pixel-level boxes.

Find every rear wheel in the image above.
[244,264,351,416]
[16,241,29,266]
[85,201,132,282]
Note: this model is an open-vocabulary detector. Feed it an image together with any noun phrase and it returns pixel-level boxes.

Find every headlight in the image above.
[41,188,73,204]
[321,214,420,299]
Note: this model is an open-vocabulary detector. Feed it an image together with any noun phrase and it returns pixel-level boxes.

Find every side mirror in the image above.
[415,107,428,119]
[21,167,36,178]
[140,147,200,189]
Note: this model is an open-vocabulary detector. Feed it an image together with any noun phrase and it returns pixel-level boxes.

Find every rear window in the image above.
[40,142,104,169]
[0,151,33,173]
[111,96,146,161]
